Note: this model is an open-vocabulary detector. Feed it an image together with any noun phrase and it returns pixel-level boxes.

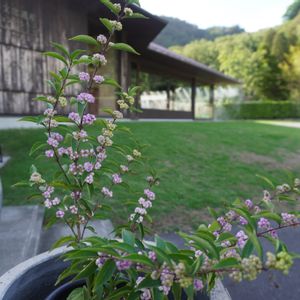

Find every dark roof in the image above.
[87,0,239,85]
[146,43,239,85]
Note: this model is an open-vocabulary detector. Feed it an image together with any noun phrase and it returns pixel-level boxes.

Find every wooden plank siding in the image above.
[0,0,88,115]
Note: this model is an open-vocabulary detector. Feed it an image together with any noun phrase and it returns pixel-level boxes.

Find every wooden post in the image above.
[209,84,215,120]
[191,78,196,120]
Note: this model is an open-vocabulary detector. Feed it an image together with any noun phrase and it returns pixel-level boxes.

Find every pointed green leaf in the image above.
[70,35,98,46]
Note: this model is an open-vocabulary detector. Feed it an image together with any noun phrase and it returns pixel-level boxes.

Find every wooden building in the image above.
[0,0,238,118]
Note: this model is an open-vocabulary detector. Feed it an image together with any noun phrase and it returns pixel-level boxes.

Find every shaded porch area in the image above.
[129,43,239,120]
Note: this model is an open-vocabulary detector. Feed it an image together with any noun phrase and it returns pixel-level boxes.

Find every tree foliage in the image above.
[154,16,245,47]
[284,0,300,20]
[171,14,300,100]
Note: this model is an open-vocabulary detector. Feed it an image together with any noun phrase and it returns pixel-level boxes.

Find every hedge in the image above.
[215,101,300,120]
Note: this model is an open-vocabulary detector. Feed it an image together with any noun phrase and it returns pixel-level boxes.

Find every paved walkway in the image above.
[257,120,300,128]
[0,117,42,130]
[0,117,197,130]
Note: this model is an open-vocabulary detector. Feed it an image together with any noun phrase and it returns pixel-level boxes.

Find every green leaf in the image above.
[181,233,219,260]
[137,276,160,289]
[122,229,135,246]
[103,78,121,88]
[44,51,68,65]
[70,35,98,46]
[241,239,254,258]
[147,246,172,266]
[212,257,240,270]
[106,286,132,300]
[67,287,84,300]
[100,0,119,15]
[255,212,282,224]
[256,175,275,189]
[111,43,140,55]
[152,288,164,300]
[172,282,182,300]
[99,18,114,33]
[52,236,75,249]
[245,229,263,260]
[73,261,97,281]
[12,181,30,188]
[19,116,42,124]
[30,142,47,156]
[93,259,116,289]
[51,42,70,57]
[128,0,141,6]
[232,207,257,230]
[207,207,218,219]
[70,49,86,60]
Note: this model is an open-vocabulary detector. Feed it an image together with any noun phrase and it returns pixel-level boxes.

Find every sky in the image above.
[140,0,294,32]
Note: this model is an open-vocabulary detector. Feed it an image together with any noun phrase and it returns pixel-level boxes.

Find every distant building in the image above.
[0,0,238,118]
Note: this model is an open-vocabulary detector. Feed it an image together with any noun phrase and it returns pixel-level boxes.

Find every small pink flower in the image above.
[85,173,94,184]
[194,279,204,291]
[79,72,90,82]
[93,75,105,84]
[101,187,113,198]
[69,205,78,214]
[77,93,95,103]
[52,197,60,206]
[56,210,65,218]
[84,162,94,172]
[112,174,122,184]
[45,150,54,158]
[44,199,52,209]
[144,189,155,201]
[120,165,129,172]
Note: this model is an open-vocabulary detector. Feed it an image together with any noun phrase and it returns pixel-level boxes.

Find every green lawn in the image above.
[1,121,300,232]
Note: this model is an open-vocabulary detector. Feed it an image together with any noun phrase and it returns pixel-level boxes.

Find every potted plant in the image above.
[1,1,300,299]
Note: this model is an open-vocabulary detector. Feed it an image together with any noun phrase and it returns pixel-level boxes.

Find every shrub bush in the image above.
[215,101,300,120]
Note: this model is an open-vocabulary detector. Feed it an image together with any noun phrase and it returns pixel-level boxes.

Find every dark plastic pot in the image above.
[0,248,212,300]
[46,279,209,300]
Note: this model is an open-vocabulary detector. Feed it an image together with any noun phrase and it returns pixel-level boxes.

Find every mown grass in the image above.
[1,121,300,232]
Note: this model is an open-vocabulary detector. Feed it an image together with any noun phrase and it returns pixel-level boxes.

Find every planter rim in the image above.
[0,246,67,298]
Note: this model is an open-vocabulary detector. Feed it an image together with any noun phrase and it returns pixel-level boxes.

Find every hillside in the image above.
[154,16,245,47]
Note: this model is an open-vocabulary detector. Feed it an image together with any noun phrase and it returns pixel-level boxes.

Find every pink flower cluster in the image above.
[101,187,113,198]
[44,197,60,209]
[281,213,298,225]
[112,173,122,184]
[45,149,54,158]
[130,189,156,224]
[85,173,94,184]
[79,72,90,82]
[144,189,155,201]
[82,114,96,125]
[47,132,63,148]
[93,75,104,84]
[77,93,95,103]
[236,230,248,248]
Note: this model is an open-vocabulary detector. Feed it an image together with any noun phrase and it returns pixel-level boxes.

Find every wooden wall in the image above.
[0,0,88,115]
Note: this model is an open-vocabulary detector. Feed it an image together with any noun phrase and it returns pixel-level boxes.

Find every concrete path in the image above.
[0,117,42,130]
[0,203,114,276]
[257,120,300,128]
[0,116,196,130]
[0,206,44,276]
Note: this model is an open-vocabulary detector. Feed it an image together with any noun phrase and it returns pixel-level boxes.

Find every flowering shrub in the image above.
[17,0,300,299]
